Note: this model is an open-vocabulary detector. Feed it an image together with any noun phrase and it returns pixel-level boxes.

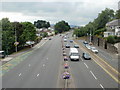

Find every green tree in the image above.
[12,22,26,49]
[1,18,15,54]
[21,22,36,41]
[115,10,120,19]
[73,8,115,38]
[54,20,70,33]
[34,20,50,29]
[94,8,114,30]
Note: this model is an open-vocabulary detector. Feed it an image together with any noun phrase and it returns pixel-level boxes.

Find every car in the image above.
[49,38,51,40]
[74,45,79,48]
[44,37,47,40]
[91,47,98,53]
[65,44,70,48]
[85,44,91,49]
[70,40,73,43]
[82,53,91,60]
[64,39,67,42]
[83,41,88,44]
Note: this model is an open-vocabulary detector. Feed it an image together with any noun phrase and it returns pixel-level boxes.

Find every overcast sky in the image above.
[0,0,119,26]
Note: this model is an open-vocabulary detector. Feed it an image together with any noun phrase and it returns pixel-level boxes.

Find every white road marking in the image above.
[80,57,83,61]
[90,71,97,80]
[100,84,105,90]
[37,74,39,77]
[46,58,48,60]
[19,73,21,76]
[43,64,45,67]
[38,41,47,48]
[29,64,31,67]
[84,63,89,68]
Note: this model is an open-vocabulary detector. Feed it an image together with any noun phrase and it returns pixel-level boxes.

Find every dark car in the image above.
[49,38,51,40]
[82,53,91,60]
[65,44,70,48]
[74,45,79,48]
[70,40,73,43]
[83,41,88,44]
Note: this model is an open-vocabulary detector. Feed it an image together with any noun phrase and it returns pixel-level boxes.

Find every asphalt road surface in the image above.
[63,33,119,88]
[2,32,119,89]
[2,35,63,88]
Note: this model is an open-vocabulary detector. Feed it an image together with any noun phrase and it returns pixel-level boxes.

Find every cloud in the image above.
[0,0,119,26]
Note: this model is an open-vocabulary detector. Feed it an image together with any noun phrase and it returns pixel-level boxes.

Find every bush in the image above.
[107,36,116,44]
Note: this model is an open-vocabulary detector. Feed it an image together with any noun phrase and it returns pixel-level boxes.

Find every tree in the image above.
[21,22,37,41]
[34,20,50,29]
[42,32,48,37]
[1,18,15,54]
[115,10,120,19]
[73,8,115,38]
[54,20,70,33]
[94,8,114,30]
[12,22,26,49]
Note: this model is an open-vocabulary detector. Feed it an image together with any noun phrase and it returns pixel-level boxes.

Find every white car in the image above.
[85,45,91,49]
[91,47,98,53]
[64,39,67,42]
[44,37,47,40]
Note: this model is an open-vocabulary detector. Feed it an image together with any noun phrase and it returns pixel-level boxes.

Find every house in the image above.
[104,19,120,37]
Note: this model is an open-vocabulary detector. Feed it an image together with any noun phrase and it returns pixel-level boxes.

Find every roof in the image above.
[106,19,120,26]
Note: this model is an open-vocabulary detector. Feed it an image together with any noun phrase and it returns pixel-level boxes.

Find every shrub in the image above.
[107,36,116,44]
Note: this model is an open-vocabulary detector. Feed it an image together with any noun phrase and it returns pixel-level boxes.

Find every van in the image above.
[69,48,79,61]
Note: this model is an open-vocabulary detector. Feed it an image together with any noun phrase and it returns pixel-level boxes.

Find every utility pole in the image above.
[90,29,92,43]
[14,22,17,52]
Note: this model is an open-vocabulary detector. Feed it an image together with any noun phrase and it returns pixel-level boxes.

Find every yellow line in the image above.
[74,40,120,84]
[94,54,119,75]
[92,57,120,84]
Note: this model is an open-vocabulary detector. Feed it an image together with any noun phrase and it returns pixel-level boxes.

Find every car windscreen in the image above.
[71,53,79,56]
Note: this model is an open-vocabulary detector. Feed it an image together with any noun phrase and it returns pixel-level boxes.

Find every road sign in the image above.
[14,42,19,46]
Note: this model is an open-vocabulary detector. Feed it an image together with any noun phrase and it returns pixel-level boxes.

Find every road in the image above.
[1,32,119,89]
[78,39,118,70]
[63,33,119,88]
[2,35,63,88]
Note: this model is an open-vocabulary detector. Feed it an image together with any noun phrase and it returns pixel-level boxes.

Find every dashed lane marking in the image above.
[90,70,97,80]
[74,40,120,84]
[19,73,21,76]
[84,63,89,68]
[37,74,39,77]
[43,64,45,67]
[29,64,31,67]
[100,84,105,90]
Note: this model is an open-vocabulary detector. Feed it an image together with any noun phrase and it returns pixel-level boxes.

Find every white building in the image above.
[104,19,120,37]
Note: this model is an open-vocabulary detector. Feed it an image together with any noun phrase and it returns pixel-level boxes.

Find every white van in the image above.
[69,48,79,61]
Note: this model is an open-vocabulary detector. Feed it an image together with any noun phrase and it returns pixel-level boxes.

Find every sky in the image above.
[0,0,119,26]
